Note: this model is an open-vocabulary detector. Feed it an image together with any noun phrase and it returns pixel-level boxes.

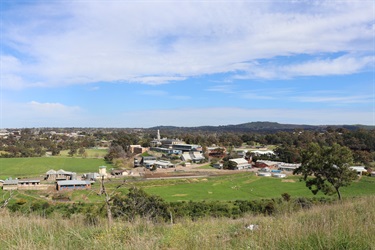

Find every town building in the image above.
[150,130,185,148]
[128,145,148,154]
[2,179,18,190]
[45,169,77,181]
[56,180,91,191]
[229,158,252,170]
[139,156,174,169]
[2,179,48,191]
[181,152,205,163]
[172,144,202,153]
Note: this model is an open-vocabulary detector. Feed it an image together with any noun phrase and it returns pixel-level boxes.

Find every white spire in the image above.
[157,129,161,141]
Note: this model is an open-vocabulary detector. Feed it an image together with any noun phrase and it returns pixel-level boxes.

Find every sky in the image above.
[0,0,374,128]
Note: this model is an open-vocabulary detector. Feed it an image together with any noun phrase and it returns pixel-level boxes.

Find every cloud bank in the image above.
[1,0,373,89]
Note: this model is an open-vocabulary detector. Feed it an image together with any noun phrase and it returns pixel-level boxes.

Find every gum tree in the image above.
[293,143,357,200]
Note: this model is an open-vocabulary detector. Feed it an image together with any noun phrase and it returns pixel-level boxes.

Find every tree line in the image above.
[1,128,374,167]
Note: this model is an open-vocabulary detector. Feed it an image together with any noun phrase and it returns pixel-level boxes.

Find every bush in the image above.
[112,187,170,222]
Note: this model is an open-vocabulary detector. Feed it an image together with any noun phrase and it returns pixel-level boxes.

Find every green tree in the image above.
[222,156,237,170]
[293,143,357,200]
[104,145,126,163]
[68,147,77,157]
[78,147,86,157]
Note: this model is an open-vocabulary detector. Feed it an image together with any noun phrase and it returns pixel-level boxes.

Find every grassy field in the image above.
[0,195,374,249]
[195,164,214,169]
[58,148,108,158]
[0,157,113,179]
[141,174,375,202]
[0,156,374,203]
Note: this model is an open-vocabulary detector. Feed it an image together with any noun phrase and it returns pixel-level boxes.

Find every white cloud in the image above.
[283,55,374,77]
[129,76,187,85]
[29,101,81,115]
[293,95,374,104]
[1,101,83,127]
[1,1,373,88]
[234,54,374,80]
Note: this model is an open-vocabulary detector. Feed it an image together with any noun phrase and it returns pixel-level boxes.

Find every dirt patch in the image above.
[144,172,198,178]
[172,194,188,197]
[281,179,295,183]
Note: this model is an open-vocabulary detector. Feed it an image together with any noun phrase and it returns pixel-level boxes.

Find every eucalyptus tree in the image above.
[293,143,357,200]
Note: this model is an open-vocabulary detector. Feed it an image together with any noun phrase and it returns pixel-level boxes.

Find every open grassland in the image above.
[0,157,113,179]
[140,174,375,202]
[0,196,374,250]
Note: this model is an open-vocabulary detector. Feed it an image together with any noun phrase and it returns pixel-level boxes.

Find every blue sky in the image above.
[0,0,374,128]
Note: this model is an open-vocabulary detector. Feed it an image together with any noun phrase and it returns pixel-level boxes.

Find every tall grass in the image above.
[1,196,374,249]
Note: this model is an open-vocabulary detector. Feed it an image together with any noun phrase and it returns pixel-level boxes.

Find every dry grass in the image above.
[0,196,374,249]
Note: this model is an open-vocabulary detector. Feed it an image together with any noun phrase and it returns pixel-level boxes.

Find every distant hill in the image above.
[148,121,374,133]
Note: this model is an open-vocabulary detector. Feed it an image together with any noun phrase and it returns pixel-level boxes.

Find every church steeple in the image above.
[157,129,161,141]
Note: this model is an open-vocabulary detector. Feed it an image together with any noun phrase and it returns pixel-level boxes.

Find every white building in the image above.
[229,158,252,170]
[349,166,367,176]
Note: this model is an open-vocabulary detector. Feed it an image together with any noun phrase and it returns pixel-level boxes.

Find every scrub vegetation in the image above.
[0,195,374,250]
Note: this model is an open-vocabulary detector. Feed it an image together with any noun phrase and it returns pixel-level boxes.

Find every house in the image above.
[229,158,252,170]
[56,180,91,191]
